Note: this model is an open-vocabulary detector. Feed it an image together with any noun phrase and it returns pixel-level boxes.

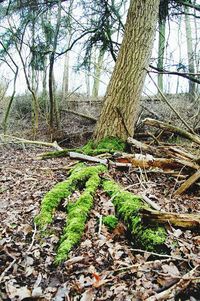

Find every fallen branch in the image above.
[127,137,199,169]
[167,146,199,161]
[143,118,200,145]
[140,208,200,229]
[116,153,199,171]
[69,151,107,164]
[61,109,97,122]
[147,71,195,133]
[127,137,158,154]
[0,134,63,150]
[141,194,161,211]
[68,151,132,168]
[174,170,200,195]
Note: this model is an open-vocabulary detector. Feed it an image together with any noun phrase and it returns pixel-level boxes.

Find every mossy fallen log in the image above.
[103,180,167,251]
[39,137,126,160]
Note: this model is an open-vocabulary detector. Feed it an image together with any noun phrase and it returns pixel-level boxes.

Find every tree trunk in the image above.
[184,6,195,100]
[48,0,62,131]
[62,50,70,101]
[157,19,166,92]
[92,48,105,98]
[93,0,160,141]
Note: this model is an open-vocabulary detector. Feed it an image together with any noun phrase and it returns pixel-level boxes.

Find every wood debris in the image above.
[127,136,200,195]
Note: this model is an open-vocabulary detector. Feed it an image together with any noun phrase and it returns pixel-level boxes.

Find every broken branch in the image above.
[143,118,200,145]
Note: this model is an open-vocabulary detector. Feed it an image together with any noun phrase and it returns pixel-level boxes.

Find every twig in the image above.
[115,258,172,273]
[98,215,103,236]
[147,71,195,134]
[27,223,37,253]
[0,246,17,282]
[0,258,17,282]
[146,265,199,301]
[130,248,189,262]
[141,194,161,211]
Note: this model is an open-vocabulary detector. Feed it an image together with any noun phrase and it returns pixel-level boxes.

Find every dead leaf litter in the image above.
[0,146,199,300]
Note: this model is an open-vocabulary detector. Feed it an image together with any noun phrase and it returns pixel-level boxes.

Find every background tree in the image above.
[157,0,168,92]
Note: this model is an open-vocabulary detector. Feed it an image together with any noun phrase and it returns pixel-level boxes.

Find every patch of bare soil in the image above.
[0,146,200,301]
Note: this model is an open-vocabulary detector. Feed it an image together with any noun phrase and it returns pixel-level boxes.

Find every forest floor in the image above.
[0,142,200,301]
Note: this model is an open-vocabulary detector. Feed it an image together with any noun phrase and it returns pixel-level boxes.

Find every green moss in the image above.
[103,180,166,251]
[35,164,107,230]
[103,215,118,230]
[140,227,166,250]
[55,172,102,264]
[40,137,126,159]
[82,137,126,155]
[96,137,125,151]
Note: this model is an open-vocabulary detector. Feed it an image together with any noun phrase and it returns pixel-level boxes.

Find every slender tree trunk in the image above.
[42,60,48,114]
[92,48,105,98]
[85,70,91,98]
[193,1,199,93]
[61,0,74,103]
[62,51,70,101]
[184,6,195,100]
[157,19,166,92]
[176,15,182,94]
[49,0,62,131]
[94,0,160,141]
[61,31,72,102]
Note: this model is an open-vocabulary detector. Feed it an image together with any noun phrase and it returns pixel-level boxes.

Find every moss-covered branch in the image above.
[103,180,167,251]
[35,164,107,263]
[35,164,107,230]
[55,172,101,263]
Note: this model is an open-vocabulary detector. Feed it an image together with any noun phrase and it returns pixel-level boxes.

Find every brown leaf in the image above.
[162,263,180,276]
[5,280,31,300]
[80,288,94,301]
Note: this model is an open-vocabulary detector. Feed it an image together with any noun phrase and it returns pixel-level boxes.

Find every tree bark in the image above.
[157,19,166,92]
[93,0,160,141]
[184,5,196,100]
